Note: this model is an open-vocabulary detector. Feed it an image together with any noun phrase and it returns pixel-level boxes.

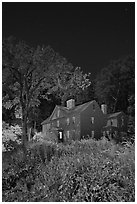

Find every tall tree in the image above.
[95,56,135,113]
[3,37,56,147]
[3,37,92,147]
[47,66,92,105]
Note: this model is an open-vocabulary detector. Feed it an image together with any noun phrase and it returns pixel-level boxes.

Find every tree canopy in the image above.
[2,37,91,146]
[95,56,135,114]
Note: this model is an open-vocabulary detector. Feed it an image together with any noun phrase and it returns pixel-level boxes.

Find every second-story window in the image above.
[57,109,60,118]
[57,120,59,127]
[67,130,70,138]
[91,117,94,124]
[72,116,75,124]
[91,130,94,138]
[121,116,124,126]
[67,118,70,125]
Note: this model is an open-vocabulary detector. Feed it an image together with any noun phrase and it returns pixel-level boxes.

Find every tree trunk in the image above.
[113,98,118,113]
[22,111,28,153]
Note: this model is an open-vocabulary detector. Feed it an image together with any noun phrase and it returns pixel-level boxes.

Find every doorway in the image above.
[58,130,64,143]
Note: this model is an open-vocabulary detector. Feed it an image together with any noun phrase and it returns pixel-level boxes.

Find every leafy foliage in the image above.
[47,66,91,105]
[3,138,135,202]
[2,122,22,152]
[3,37,91,144]
[95,56,135,113]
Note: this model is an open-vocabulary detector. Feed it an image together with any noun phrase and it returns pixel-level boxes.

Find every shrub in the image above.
[33,131,58,143]
[2,138,135,202]
[2,122,22,152]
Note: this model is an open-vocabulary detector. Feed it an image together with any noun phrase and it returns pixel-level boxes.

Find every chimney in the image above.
[101,104,107,114]
[67,99,75,109]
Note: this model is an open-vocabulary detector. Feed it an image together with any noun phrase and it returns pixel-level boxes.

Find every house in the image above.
[102,111,128,140]
[41,99,106,143]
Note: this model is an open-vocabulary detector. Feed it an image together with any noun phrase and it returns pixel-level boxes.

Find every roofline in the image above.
[107,111,123,118]
[41,100,97,125]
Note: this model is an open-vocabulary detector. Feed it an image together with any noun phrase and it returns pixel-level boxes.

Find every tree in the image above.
[3,37,92,147]
[3,37,57,147]
[95,56,135,113]
[47,66,92,105]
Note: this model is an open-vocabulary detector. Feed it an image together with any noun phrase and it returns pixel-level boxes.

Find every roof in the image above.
[107,111,123,119]
[41,117,50,125]
[41,100,95,125]
[103,125,118,130]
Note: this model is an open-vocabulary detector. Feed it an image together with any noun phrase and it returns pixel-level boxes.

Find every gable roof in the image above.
[41,100,96,125]
[41,117,50,125]
[107,111,123,119]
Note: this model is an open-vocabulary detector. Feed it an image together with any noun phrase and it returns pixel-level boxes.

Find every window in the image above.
[91,131,94,137]
[72,116,75,124]
[93,104,95,111]
[66,118,70,125]
[110,120,113,126]
[57,109,60,117]
[57,120,59,127]
[91,117,94,124]
[67,130,70,138]
[121,116,124,126]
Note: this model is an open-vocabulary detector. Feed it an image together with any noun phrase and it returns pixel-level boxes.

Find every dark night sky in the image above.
[2,2,135,78]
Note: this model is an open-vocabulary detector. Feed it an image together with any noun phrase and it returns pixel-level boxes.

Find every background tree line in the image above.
[2,37,135,148]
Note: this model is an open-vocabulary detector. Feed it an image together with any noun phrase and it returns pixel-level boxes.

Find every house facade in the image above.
[102,111,128,140]
[41,99,128,143]
[41,99,106,143]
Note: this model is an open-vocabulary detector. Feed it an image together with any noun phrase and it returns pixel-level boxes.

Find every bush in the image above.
[2,138,135,202]
[32,131,58,143]
[2,122,22,152]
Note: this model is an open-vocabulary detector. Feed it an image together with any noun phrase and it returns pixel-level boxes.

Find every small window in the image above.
[72,116,75,123]
[67,130,70,138]
[57,109,60,117]
[111,120,113,126]
[66,118,70,125]
[57,120,59,127]
[91,131,94,137]
[121,116,124,126]
[91,117,94,124]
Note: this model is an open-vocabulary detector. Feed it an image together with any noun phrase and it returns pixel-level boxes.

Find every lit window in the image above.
[67,130,70,138]
[72,116,75,123]
[67,118,70,125]
[57,120,59,127]
[91,117,94,124]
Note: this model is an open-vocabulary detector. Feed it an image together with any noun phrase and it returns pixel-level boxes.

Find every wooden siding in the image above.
[106,112,128,132]
[42,113,80,143]
[42,123,51,133]
[107,118,117,127]
[80,101,106,139]
[42,100,128,144]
